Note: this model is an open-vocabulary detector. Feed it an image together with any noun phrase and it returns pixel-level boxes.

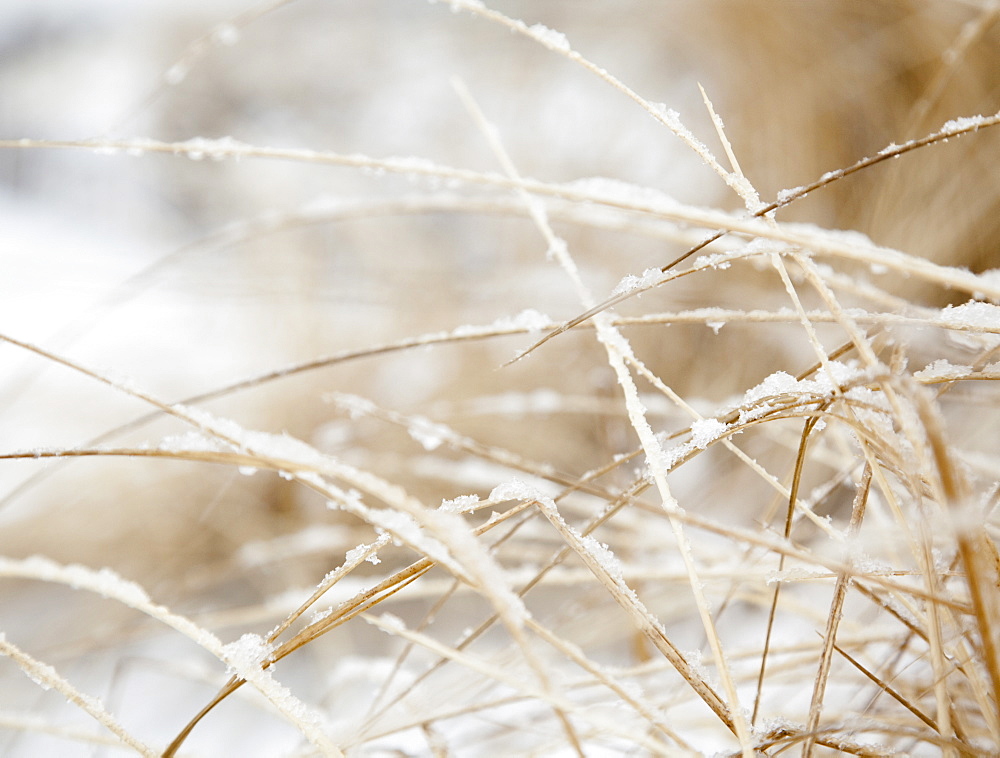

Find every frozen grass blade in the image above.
[453,78,753,752]
[0,636,157,757]
[505,109,1000,364]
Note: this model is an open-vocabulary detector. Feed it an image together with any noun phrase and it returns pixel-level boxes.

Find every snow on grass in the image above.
[579,535,625,584]
[5,3,1000,756]
[451,308,553,337]
[489,477,550,506]
[440,493,481,513]
[174,136,249,161]
[913,359,974,382]
[689,418,728,449]
[0,556,345,754]
[563,177,684,216]
[222,633,274,677]
[0,634,157,757]
[526,23,570,52]
[693,253,734,270]
[406,415,456,451]
[219,634,341,756]
[419,506,530,629]
[733,362,866,423]
[612,267,668,297]
[940,114,993,134]
[169,402,535,628]
[936,300,1000,332]
[157,430,223,453]
[0,556,150,612]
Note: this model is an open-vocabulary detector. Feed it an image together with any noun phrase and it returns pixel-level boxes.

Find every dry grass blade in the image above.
[802,464,873,757]
[753,417,824,725]
[506,110,1000,364]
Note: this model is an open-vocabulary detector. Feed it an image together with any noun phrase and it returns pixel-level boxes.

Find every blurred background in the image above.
[0,1,998,755]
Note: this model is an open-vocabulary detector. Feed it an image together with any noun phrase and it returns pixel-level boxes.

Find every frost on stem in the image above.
[527,23,571,52]
[451,308,552,337]
[579,535,625,584]
[732,363,865,424]
[564,176,682,216]
[0,633,156,756]
[222,633,274,679]
[220,635,335,752]
[776,185,807,204]
[489,477,552,507]
[332,393,377,419]
[173,136,248,161]
[936,300,1000,350]
[612,267,667,297]
[936,300,1000,331]
[1,556,151,609]
[693,253,733,270]
[914,359,974,382]
[157,430,222,453]
[344,539,384,566]
[440,494,481,513]
[940,114,990,134]
[689,418,728,449]
[406,415,454,451]
[421,507,531,628]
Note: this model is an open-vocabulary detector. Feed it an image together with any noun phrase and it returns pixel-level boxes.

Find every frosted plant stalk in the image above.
[452,78,753,753]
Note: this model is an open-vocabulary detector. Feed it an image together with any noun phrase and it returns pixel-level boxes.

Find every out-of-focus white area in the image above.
[0,0,711,420]
[0,0,727,518]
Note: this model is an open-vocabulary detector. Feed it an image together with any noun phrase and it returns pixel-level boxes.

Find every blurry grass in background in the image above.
[0,1,999,755]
